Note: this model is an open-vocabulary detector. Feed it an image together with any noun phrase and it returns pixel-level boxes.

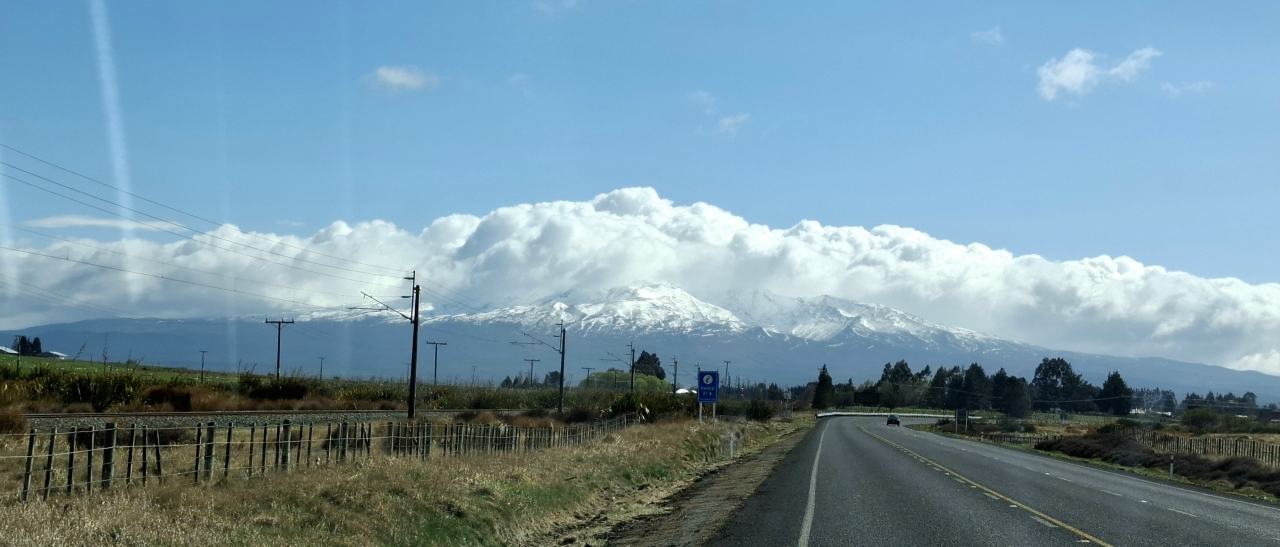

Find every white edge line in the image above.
[797,419,830,547]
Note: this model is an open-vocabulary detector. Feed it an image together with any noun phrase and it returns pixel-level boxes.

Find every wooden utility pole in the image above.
[264,319,294,381]
[523,359,540,387]
[198,350,207,383]
[425,341,447,385]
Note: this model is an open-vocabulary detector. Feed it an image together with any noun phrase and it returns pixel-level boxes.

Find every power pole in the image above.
[264,319,294,381]
[409,283,421,418]
[199,350,208,384]
[350,272,419,419]
[318,357,325,380]
[511,320,569,412]
[425,341,447,385]
[672,357,678,396]
[628,341,636,392]
[524,358,540,387]
[724,360,731,390]
[582,367,595,389]
[471,366,477,385]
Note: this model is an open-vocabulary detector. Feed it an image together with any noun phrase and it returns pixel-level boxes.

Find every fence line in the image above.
[1123,429,1280,468]
[3,414,636,504]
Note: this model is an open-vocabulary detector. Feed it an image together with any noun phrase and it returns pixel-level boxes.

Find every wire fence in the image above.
[0,414,637,504]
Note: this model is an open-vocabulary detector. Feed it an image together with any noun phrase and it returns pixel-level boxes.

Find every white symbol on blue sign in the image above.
[698,371,719,403]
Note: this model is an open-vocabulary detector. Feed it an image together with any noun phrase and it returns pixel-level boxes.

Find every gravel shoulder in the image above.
[603,425,811,547]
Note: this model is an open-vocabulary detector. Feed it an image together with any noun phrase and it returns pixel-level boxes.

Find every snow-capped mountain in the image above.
[8,281,1280,402]
[430,282,747,335]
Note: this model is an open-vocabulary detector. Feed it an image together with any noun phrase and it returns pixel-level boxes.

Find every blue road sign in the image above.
[698,371,719,403]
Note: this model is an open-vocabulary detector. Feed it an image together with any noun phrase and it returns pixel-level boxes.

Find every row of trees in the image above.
[811,358,1136,417]
[9,336,43,356]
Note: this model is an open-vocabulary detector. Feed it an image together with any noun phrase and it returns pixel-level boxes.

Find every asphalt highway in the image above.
[708,416,1280,546]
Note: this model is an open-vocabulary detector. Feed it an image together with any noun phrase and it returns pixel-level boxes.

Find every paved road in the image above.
[709,416,1280,546]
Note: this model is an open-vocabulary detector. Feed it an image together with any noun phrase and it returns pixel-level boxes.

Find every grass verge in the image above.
[0,416,810,546]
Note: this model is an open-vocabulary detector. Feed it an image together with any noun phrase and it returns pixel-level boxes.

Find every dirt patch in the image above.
[602,426,810,547]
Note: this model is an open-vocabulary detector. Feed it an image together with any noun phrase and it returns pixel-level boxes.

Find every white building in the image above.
[37,351,68,360]
[0,346,17,355]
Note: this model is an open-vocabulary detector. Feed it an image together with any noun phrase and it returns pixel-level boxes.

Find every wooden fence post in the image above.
[339,422,348,463]
[281,421,292,470]
[125,424,137,486]
[295,424,304,465]
[204,422,216,481]
[274,424,282,469]
[324,423,332,464]
[224,425,233,480]
[66,427,77,495]
[141,426,149,485]
[386,422,394,455]
[194,426,204,485]
[153,430,164,484]
[102,423,117,490]
[306,424,314,467]
[21,429,35,502]
[86,426,96,494]
[258,425,268,474]
[247,425,256,477]
[42,428,56,501]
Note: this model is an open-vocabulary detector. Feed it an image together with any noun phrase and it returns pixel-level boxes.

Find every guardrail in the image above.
[816,412,954,419]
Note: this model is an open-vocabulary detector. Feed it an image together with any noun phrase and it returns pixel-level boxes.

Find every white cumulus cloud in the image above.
[365,66,438,92]
[8,188,1280,376]
[971,27,1004,45]
[1037,47,1161,101]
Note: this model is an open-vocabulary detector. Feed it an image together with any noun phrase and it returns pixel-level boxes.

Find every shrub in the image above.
[1022,423,1038,433]
[746,400,775,422]
[0,407,27,434]
[1181,408,1218,430]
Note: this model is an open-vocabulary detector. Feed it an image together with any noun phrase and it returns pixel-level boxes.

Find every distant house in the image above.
[0,346,17,355]
[37,351,68,360]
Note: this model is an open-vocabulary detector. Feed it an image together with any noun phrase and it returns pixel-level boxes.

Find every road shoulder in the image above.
[604,425,812,547]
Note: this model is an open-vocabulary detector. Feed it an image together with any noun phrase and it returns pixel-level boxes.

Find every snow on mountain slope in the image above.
[427,282,747,335]
[714,288,1002,349]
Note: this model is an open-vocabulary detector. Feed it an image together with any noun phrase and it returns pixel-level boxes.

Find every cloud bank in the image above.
[5,188,1280,375]
[1038,47,1161,101]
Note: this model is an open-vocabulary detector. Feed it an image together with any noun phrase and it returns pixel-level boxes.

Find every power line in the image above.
[0,144,403,274]
[1,222,362,299]
[0,143,493,308]
[0,172,409,290]
[0,244,346,309]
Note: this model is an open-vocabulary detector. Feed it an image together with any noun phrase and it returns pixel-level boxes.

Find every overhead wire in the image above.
[1,223,362,299]
[0,171,408,290]
[0,143,493,308]
[0,244,341,309]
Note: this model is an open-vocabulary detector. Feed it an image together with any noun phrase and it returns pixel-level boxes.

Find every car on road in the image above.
[886,414,901,426]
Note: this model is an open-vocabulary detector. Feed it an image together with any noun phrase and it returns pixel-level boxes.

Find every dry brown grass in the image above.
[0,417,807,546]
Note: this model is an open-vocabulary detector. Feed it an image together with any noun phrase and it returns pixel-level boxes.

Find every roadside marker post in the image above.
[698,371,719,424]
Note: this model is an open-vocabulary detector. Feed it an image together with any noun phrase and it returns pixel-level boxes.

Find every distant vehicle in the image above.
[886,414,900,426]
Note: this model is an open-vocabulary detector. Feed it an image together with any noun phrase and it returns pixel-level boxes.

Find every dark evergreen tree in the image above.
[1097,371,1134,415]
[1031,357,1082,411]
[31,337,42,355]
[633,351,666,380]
[543,370,562,386]
[813,365,836,410]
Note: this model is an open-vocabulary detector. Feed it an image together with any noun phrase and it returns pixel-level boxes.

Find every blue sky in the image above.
[1,0,1278,283]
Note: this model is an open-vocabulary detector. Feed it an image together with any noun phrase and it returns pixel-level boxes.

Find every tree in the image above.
[31,337,42,356]
[1003,378,1032,418]
[813,365,836,410]
[1031,357,1083,411]
[1159,392,1177,414]
[1097,371,1133,415]
[767,383,784,400]
[501,376,513,388]
[924,366,953,408]
[960,363,991,410]
[543,370,562,386]
[633,351,666,380]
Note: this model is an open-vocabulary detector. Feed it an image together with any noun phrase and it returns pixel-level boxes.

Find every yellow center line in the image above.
[860,427,1113,547]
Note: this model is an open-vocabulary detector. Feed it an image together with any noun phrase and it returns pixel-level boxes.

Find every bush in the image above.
[1181,408,1218,430]
[0,407,27,434]
[1022,423,1037,433]
[144,386,194,411]
[1036,433,1280,497]
[746,400,775,422]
